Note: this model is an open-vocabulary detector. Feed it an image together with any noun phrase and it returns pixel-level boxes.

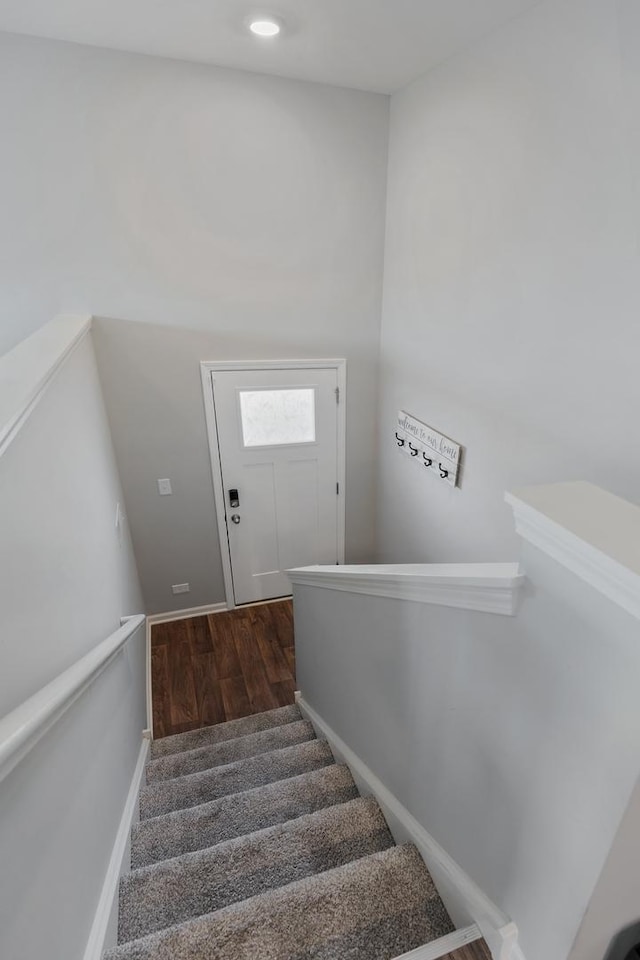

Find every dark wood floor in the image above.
[151,600,295,739]
[445,941,492,960]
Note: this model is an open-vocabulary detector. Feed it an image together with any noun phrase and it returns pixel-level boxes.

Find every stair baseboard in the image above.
[392,923,482,960]
[146,602,228,626]
[295,692,522,960]
[83,735,150,960]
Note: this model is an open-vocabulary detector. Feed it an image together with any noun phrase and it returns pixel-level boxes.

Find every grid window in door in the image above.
[239,388,316,447]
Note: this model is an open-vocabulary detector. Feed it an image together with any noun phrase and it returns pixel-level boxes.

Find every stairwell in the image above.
[106,704,465,960]
[6,318,640,960]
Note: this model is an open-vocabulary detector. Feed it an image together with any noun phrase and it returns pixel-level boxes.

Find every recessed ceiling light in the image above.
[248,17,282,38]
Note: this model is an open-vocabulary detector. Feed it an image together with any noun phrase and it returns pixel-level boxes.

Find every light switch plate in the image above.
[172,583,190,594]
[157,479,172,496]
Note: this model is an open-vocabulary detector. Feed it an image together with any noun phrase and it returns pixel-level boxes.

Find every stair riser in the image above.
[106,845,454,960]
[115,705,457,960]
[120,827,394,941]
[139,741,335,820]
[132,768,359,868]
[150,704,302,760]
[145,720,315,784]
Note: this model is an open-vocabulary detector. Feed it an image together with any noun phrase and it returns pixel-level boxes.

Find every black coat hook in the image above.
[395,432,405,447]
[438,463,449,479]
[423,453,433,467]
[408,443,419,457]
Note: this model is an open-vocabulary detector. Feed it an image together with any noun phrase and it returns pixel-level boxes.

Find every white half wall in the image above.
[0,320,146,960]
[0,327,144,715]
[0,622,147,960]
[294,540,640,960]
[376,0,640,565]
[569,774,640,960]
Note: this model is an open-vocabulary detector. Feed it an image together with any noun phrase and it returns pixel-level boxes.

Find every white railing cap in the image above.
[0,314,91,458]
[0,614,145,784]
[506,481,640,620]
[287,563,523,615]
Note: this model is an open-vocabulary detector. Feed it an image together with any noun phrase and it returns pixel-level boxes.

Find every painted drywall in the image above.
[0,330,143,715]
[0,32,388,611]
[93,317,379,613]
[294,539,640,960]
[0,623,147,960]
[0,33,388,359]
[376,0,640,565]
[0,323,146,960]
[569,773,640,960]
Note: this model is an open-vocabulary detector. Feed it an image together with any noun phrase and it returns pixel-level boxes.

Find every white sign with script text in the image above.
[395,411,462,487]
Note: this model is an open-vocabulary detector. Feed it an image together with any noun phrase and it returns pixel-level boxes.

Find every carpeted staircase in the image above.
[105,703,456,960]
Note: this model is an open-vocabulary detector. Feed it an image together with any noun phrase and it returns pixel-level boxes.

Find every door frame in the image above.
[200,359,347,610]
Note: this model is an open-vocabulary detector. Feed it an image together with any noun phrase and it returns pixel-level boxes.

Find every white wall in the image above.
[0,622,147,960]
[0,322,146,960]
[0,329,143,715]
[93,316,380,612]
[376,0,640,565]
[0,33,389,360]
[294,539,640,960]
[569,774,640,960]
[0,32,389,611]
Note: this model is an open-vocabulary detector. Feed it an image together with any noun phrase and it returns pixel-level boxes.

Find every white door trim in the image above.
[200,359,347,610]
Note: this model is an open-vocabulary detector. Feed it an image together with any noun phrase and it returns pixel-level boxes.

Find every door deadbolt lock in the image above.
[229,489,240,508]
[230,514,241,525]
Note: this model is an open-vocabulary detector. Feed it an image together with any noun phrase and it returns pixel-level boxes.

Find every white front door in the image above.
[209,365,343,606]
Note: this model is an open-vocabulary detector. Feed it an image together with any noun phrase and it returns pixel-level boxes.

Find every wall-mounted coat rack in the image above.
[395,411,462,488]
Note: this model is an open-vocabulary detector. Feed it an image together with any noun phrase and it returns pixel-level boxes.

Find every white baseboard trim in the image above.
[146,602,228,626]
[296,693,524,960]
[82,735,150,960]
[392,924,482,960]
[238,596,294,609]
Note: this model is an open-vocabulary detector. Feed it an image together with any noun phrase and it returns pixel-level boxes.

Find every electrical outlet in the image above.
[157,479,172,496]
[172,583,190,595]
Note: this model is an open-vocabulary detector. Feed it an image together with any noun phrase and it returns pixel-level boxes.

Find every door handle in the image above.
[230,514,241,525]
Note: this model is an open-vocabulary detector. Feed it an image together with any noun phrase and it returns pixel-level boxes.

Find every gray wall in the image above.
[569,773,640,960]
[0,332,143,715]
[0,33,389,360]
[93,317,382,613]
[376,0,640,566]
[0,329,146,960]
[294,542,640,960]
[0,32,389,613]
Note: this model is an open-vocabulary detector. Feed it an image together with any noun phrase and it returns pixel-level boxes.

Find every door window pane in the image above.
[239,388,316,447]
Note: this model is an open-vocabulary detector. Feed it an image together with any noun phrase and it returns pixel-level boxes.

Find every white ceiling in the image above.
[0,0,543,94]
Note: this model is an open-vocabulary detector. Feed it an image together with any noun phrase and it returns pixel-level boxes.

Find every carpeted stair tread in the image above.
[140,739,335,820]
[106,844,454,960]
[119,797,395,943]
[131,763,359,868]
[150,704,302,760]
[145,719,315,784]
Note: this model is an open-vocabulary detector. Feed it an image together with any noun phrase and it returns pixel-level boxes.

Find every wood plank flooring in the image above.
[151,599,295,739]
